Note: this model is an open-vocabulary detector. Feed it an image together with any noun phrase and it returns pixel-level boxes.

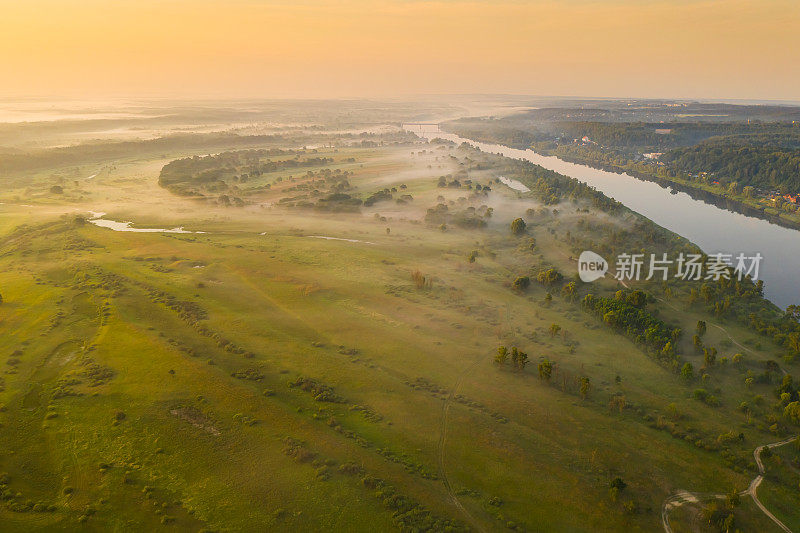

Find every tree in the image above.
[785,402,800,423]
[609,394,626,412]
[610,477,627,491]
[549,323,561,338]
[512,276,531,292]
[703,347,717,368]
[538,358,553,381]
[561,281,576,302]
[786,332,800,355]
[511,349,529,371]
[681,362,694,381]
[692,334,703,352]
[661,342,674,358]
[696,320,707,336]
[536,268,563,287]
[703,500,735,532]
[579,377,591,399]
[625,290,647,308]
[725,489,740,510]
[495,346,508,365]
[510,217,527,236]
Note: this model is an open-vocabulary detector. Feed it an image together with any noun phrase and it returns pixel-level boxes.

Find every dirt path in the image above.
[437,353,487,533]
[747,437,797,532]
[662,436,797,533]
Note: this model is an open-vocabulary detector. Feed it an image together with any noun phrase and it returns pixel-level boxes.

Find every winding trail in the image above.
[747,437,797,532]
[437,353,487,533]
[662,436,797,533]
[655,295,795,531]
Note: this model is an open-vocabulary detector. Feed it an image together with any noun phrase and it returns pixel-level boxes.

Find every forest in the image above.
[662,134,800,191]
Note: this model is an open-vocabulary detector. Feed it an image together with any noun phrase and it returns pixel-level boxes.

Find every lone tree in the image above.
[538,358,553,381]
[681,362,694,381]
[512,276,530,292]
[510,217,527,236]
[579,377,591,399]
[696,320,707,336]
[495,346,508,365]
[561,281,576,302]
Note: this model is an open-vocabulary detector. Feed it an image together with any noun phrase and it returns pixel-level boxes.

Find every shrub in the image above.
[512,276,530,292]
[411,270,432,290]
[510,217,527,235]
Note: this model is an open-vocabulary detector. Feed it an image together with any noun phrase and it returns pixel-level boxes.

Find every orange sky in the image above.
[1,0,798,100]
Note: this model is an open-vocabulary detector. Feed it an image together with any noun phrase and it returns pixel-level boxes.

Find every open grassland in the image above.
[1,129,800,532]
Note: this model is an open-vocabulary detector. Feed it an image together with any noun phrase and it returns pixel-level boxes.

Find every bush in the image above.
[411,270,432,290]
[512,276,530,292]
[693,388,720,407]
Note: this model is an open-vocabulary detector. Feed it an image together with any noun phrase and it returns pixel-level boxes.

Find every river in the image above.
[404,125,799,309]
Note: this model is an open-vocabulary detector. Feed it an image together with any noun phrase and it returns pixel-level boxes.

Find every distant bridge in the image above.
[403,123,441,133]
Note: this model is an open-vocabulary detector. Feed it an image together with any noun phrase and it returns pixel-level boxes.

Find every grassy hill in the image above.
[1,124,799,532]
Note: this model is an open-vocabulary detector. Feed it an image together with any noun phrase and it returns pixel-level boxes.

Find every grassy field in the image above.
[1,116,799,532]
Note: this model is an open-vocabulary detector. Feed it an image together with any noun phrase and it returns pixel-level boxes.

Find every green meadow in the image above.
[1,120,799,532]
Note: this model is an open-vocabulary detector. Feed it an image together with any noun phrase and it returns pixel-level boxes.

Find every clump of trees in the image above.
[701,489,740,532]
[424,203,491,229]
[494,346,528,371]
[536,268,563,287]
[582,290,681,369]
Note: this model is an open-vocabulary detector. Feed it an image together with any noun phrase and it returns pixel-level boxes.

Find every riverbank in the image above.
[417,126,800,308]
[529,145,800,232]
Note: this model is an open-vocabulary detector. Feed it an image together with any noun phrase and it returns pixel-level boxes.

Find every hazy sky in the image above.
[2,0,798,101]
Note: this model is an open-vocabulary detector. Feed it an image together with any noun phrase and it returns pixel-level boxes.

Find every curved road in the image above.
[662,436,797,533]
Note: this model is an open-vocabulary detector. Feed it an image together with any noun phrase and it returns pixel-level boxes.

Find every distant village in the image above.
[567,135,799,212]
